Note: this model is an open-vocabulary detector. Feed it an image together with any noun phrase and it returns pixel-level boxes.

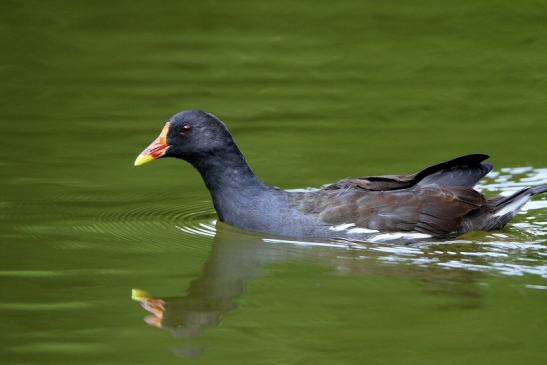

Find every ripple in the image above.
[76,167,547,277]
[260,167,547,279]
[73,198,217,251]
[261,235,547,279]
[477,167,547,195]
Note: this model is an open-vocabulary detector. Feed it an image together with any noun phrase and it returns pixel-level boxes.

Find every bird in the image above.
[134,109,547,241]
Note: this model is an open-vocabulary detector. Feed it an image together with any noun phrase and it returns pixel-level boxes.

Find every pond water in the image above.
[1,1,546,364]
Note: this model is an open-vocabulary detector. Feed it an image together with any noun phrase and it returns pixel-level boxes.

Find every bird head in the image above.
[134,109,234,166]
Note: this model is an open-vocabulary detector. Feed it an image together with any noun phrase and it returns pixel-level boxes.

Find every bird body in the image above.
[134,110,547,241]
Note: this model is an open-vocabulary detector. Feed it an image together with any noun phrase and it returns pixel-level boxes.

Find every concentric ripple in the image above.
[79,167,547,278]
[74,197,217,251]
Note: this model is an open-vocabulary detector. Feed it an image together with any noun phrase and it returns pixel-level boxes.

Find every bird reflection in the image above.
[133,222,483,344]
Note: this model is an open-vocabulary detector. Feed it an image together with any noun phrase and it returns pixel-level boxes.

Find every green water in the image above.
[1,1,547,364]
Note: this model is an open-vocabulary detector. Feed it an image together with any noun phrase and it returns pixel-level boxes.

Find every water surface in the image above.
[1,1,547,364]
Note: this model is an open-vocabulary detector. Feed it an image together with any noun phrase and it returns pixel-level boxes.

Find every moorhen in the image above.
[134,110,547,240]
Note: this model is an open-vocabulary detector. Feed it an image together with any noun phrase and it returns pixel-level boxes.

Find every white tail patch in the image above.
[494,194,530,218]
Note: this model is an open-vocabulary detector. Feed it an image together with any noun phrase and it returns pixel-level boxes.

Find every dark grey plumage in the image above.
[137,109,547,240]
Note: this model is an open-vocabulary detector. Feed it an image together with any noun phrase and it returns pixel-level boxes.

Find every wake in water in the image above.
[173,167,547,280]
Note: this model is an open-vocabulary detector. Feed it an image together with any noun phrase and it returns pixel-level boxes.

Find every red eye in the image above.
[180,125,192,135]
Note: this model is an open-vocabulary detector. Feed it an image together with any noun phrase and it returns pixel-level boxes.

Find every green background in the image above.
[1,1,546,364]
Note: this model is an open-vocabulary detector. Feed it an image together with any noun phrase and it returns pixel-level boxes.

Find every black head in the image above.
[134,110,236,166]
[166,110,235,160]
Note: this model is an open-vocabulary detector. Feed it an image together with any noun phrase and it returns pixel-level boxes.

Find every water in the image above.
[1,1,547,364]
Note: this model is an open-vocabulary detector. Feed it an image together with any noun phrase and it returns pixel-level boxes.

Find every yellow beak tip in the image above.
[131,288,154,302]
[134,154,155,166]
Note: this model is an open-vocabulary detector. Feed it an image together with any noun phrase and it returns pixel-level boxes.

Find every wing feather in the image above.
[317,186,485,238]
[322,154,492,192]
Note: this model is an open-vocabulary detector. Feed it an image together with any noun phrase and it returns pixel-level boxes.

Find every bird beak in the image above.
[134,122,170,166]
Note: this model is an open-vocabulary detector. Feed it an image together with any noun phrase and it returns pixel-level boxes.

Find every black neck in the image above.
[189,145,274,222]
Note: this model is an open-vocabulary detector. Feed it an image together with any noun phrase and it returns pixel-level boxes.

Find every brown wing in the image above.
[322,175,416,191]
[322,154,492,192]
[315,186,485,237]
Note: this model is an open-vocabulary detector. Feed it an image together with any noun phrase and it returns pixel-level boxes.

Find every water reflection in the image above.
[132,167,546,352]
[133,223,488,350]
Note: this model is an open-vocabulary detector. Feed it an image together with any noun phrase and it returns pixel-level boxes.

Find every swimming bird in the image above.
[134,110,547,240]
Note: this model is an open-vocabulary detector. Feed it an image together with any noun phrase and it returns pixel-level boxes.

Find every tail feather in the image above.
[462,184,547,233]
[490,190,530,221]
[530,183,547,196]
[417,154,493,188]
[491,188,532,211]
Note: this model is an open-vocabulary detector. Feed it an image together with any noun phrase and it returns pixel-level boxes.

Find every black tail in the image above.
[488,183,547,210]
[462,183,547,233]
[530,183,547,196]
[417,154,493,188]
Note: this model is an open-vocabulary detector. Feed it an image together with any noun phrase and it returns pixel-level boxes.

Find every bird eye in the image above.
[180,125,192,135]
